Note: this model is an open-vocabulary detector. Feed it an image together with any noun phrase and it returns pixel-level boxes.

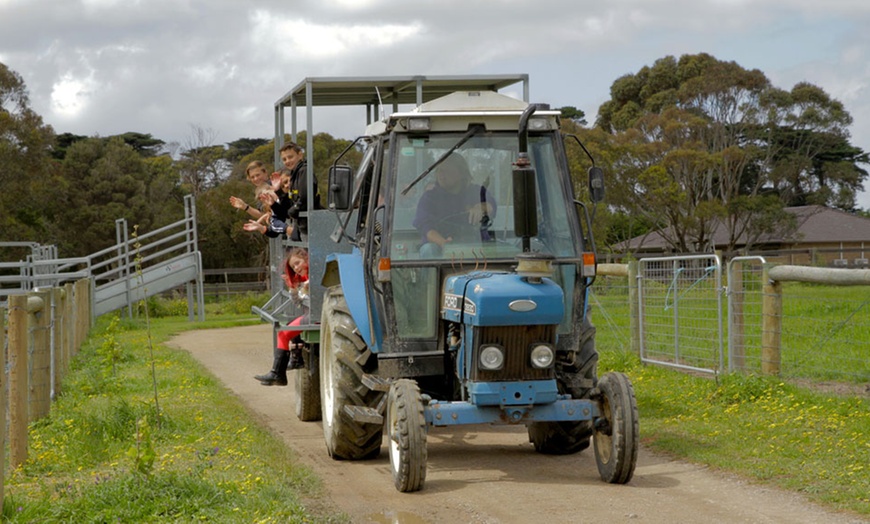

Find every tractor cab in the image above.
[328,91,597,379]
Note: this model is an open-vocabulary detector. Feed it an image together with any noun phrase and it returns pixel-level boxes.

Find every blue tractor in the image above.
[268,76,638,493]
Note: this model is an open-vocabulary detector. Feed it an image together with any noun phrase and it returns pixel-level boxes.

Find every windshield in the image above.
[387,132,577,261]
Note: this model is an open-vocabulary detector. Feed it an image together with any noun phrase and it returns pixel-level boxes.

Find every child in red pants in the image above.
[255,247,309,386]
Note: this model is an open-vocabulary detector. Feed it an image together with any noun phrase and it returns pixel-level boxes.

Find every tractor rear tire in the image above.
[294,346,321,421]
[320,286,384,460]
[593,372,639,484]
[528,320,598,454]
[560,320,599,399]
[387,379,427,492]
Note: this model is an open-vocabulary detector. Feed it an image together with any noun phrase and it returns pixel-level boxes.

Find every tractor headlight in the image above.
[530,344,555,369]
[479,345,505,370]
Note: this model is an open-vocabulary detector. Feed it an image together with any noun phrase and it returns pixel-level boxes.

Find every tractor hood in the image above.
[441,271,564,327]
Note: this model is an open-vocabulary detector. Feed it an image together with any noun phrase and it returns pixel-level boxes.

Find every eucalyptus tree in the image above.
[175,125,232,196]
[595,53,867,253]
[53,137,183,256]
[0,62,55,241]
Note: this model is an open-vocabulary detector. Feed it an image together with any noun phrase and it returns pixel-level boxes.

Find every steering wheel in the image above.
[431,210,493,242]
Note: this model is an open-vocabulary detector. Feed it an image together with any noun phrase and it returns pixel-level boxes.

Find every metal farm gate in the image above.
[637,254,724,374]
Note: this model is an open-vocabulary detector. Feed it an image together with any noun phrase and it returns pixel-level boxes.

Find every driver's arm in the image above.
[425,229,451,247]
[466,201,494,225]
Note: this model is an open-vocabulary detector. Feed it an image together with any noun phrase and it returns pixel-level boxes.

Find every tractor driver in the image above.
[413,154,496,258]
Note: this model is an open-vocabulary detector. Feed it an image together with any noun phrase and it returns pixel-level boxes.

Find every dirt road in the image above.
[169,324,864,524]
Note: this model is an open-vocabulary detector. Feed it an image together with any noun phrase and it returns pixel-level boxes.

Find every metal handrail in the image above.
[2,195,204,320]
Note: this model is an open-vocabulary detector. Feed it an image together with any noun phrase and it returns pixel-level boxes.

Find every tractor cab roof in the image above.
[374,90,562,135]
[274,75,532,161]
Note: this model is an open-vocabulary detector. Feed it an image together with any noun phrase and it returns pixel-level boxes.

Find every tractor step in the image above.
[361,373,393,392]
[343,405,384,425]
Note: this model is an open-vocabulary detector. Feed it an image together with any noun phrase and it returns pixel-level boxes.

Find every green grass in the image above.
[593,278,870,516]
[592,280,870,382]
[600,350,870,517]
[3,304,346,523]
[778,283,870,381]
[5,290,869,520]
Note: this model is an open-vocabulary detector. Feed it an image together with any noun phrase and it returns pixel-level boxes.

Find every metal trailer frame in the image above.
[264,74,531,307]
[273,75,529,218]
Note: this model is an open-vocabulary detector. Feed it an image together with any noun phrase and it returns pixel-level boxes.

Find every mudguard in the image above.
[322,250,382,350]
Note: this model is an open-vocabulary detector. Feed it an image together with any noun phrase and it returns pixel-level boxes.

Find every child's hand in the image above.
[243,220,265,233]
[229,196,247,210]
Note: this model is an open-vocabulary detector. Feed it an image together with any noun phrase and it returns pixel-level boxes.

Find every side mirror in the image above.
[588,166,605,203]
[328,164,353,211]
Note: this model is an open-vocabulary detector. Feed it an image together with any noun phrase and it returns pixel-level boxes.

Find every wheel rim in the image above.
[322,328,335,427]
[388,397,401,475]
[294,377,302,414]
[595,396,613,464]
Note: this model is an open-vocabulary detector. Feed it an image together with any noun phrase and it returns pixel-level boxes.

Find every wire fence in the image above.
[1,280,91,482]
[637,255,723,374]
[590,259,870,387]
[588,274,632,355]
[775,282,869,383]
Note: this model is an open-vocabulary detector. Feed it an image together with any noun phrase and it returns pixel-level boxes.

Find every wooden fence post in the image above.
[63,283,74,381]
[30,290,51,421]
[9,295,30,468]
[1,306,6,506]
[51,287,63,400]
[72,281,81,351]
[761,264,782,375]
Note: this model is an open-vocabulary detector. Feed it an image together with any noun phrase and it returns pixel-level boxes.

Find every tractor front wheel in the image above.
[387,379,428,492]
[593,372,639,484]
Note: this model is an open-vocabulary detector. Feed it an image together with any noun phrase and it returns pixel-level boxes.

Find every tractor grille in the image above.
[471,325,556,382]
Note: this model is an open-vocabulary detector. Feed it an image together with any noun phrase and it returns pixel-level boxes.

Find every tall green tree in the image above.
[225,138,269,163]
[142,154,186,226]
[176,125,232,196]
[52,137,181,256]
[559,106,587,126]
[594,53,868,253]
[52,132,165,161]
[0,62,56,241]
[115,132,166,157]
[52,132,88,160]
[760,82,869,208]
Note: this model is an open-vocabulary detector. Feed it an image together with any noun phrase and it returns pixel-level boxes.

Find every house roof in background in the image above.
[621,205,870,251]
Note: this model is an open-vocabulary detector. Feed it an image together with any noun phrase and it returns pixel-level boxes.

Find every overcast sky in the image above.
[2,0,870,208]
